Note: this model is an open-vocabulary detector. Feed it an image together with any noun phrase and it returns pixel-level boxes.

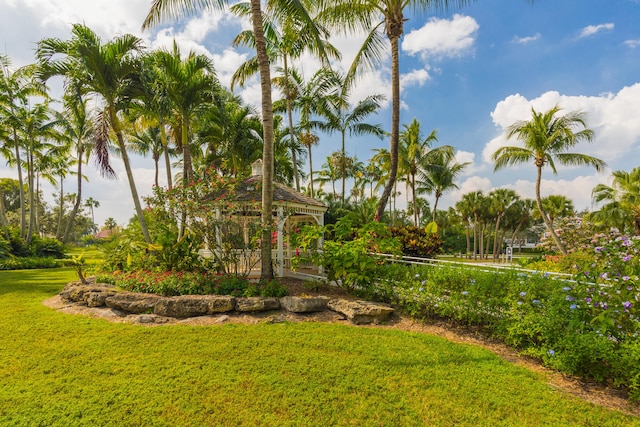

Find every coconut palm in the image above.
[591,167,640,235]
[37,24,153,243]
[320,0,476,221]
[144,0,321,280]
[492,105,605,255]
[418,150,468,224]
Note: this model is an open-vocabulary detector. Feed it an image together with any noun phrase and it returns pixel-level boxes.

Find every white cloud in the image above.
[512,33,541,44]
[455,150,487,177]
[482,84,640,168]
[402,14,478,61]
[401,68,431,88]
[579,23,614,38]
[624,39,640,48]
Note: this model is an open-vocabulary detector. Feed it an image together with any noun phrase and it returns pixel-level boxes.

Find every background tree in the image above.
[590,167,640,235]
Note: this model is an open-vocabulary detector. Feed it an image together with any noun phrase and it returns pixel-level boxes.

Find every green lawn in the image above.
[0,268,638,426]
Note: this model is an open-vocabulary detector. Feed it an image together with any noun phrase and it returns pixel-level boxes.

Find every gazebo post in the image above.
[277,206,285,277]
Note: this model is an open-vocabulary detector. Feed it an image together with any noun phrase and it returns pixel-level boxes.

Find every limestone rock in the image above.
[154,295,235,318]
[327,299,394,325]
[105,293,163,314]
[84,290,117,307]
[235,297,280,312]
[280,296,330,313]
[60,283,116,304]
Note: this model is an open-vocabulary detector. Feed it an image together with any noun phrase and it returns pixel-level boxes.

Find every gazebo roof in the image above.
[234,175,327,210]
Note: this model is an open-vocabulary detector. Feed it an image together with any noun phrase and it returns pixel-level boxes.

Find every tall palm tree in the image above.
[591,167,640,235]
[57,92,95,243]
[492,105,606,255]
[0,58,47,238]
[144,0,322,280]
[418,150,468,224]
[321,0,476,221]
[37,24,153,244]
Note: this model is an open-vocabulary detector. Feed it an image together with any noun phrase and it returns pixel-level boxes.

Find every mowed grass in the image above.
[0,269,638,426]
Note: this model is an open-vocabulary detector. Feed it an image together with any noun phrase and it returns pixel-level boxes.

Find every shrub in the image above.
[0,257,60,270]
[389,225,443,258]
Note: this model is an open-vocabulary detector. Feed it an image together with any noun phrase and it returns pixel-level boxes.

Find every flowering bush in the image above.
[104,270,252,297]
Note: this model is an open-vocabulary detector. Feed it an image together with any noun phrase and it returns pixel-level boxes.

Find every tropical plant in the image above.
[492,106,606,255]
[590,167,640,235]
[37,24,153,243]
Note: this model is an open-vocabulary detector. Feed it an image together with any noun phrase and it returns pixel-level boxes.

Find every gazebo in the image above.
[200,160,327,277]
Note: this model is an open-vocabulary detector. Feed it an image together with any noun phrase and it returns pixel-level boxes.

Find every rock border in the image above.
[56,280,394,326]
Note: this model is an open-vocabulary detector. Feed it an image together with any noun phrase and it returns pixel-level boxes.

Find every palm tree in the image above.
[591,167,640,235]
[506,198,535,251]
[315,74,385,204]
[289,68,336,197]
[154,42,218,186]
[397,118,445,226]
[58,92,95,243]
[540,194,574,228]
[418,150,469,224]
[492,105,606,255]
[84,197,100,230]
[37,24,153,244]
[487,188,519,259]
[231,4,339,191]
[0,58,47,238]
[321,0,476,221]
[144,0,322,280]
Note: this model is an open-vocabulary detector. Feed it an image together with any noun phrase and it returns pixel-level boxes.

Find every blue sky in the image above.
[1,0,639,227]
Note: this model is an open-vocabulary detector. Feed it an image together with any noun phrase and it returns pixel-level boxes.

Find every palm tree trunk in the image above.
[112,113,151,244]
[56,175,64,240]
[535,165,567,254]
[283,55,299,191]
[13,128,26,238]
[26,147,36,244]
[0,186,9,237]
[492,214,502,260]
[63,145,84,243]
[341,132,346,205]
[251,0,274,281]
[411,174,418,226]
[376,34,400,220]
[473,214,478,260]
[160,122,172,188]
[464,220,470,258]
[432,193,441,224]
[308,144,314,198]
